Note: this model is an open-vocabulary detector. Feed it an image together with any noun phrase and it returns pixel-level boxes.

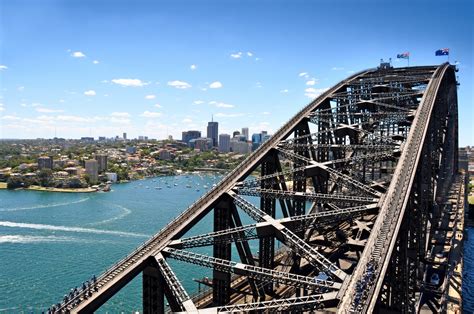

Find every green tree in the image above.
[38,169,53,187]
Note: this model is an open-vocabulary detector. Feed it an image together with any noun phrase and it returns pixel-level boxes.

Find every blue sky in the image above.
[0,0,472,145]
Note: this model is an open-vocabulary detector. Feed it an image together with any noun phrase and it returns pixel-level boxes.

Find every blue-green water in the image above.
[0,174,224,313]
[1,174,472,313]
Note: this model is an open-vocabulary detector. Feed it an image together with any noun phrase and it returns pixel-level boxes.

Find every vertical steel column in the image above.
[212,197,232,306]
[143,264,165,314]
[259,154,277,296]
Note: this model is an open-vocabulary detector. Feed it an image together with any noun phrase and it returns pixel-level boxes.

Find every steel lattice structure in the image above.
[51,63,459,313]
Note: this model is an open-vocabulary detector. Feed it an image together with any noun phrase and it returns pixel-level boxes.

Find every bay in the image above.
[0,174,221,313]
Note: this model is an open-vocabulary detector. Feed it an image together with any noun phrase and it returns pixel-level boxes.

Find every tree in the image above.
[7,176,26,189]
[38,169,53,187]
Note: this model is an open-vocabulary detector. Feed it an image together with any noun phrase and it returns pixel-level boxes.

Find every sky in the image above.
[0,0,472,145]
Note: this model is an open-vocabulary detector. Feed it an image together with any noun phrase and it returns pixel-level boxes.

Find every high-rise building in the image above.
[85,159,99,184]
[218,134,231,153]
[189,137,213,151]
[241,127,249,141]
[37,156,53,170]
[233,131,241,138]
[230,138,251,154]
[123,132,127,140]
[95,154,108,173]
[182,130,201,146]
[207,119,218,147]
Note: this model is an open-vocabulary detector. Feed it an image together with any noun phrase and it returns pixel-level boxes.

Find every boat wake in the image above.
[87,204,132,226]
[0,235,77,244]
[0,197,89,212]
[0,221,148,238]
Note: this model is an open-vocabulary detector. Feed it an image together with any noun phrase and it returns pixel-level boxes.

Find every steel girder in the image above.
[52,64,458,314]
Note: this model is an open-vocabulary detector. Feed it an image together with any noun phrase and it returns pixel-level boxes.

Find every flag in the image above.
[397,52,410,59]
[435,48,449,56]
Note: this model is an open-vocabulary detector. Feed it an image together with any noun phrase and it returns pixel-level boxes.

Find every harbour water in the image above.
[0,174,224,313]
[0,173,473,312]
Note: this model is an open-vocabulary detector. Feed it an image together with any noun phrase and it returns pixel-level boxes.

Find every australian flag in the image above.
[435,48,449,56]
[397,52,410,59]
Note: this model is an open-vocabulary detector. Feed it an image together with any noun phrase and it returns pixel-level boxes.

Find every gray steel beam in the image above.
[168,204,378,249]
[162,247,341,290]
[154,253,197,312]
[201,292,338,313]
[231,193,347,281]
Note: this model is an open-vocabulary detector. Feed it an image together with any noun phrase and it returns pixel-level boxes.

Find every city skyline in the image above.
[0,0,472,146]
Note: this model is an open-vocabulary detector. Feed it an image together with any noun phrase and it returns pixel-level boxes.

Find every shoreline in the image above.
[0,171,226,193]
[26,185,98,193]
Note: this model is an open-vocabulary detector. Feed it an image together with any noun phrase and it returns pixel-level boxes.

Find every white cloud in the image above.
[215,102,234,108]
[306,80,317,86]
[84,90,96,96]
[193,100,205,105]
[255,82,262,88]
[1,115,20,121]
[140,111,162,118]
[0,104,4,112]
[71,51,86,58]
[262,111,271,115]
[280,89,289,93]
[59,99,65,103]
[230,52,243,59]
[93,60,100,64]
[247,51,253,57]
[145,94,156,100]
[154,103,162,108]
[255,57,260,61]
[190,64,197,70]
[215,113,245,118]
[331,67,344,71]
[167,80,192,89]
[298,72,308,77]
[111,78,149,87]
[56,115,92,122]
[17,86,25,91]
[36,108,64,113]
[209,81,223,89]
[0,65,7,70]
[182,118,192,123]
[304,87,329,99]
[111,112,130,118]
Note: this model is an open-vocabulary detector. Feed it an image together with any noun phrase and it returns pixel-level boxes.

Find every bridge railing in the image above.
[339,64,449,312]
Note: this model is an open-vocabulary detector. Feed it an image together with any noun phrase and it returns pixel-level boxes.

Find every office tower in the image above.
[182,130,202,146]
[207,118,218,147]
[85,159,99,184]
[123,132,127,140]
[95,154,108,173]
[241,127,249,141]
[218,134,231,153]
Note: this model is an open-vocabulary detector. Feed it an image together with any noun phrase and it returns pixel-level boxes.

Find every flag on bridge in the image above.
[435,48,449,56]
[397,52,410,59]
